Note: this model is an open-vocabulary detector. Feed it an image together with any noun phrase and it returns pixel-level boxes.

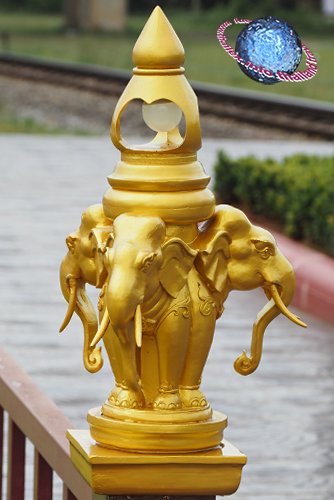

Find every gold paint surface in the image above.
[100,402,213,423]
[61,5,306,495]
[102,187,215,223]
[132,7,185,70]
[107,159,210,192]
[106,6,211,223]
[88,407,226,453]
[67,429,246,495]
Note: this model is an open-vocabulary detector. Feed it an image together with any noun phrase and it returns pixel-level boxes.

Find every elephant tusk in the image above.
[59,276,77,333]
[90,308,110,347]
[268,283,307,328]
[135,304,142,348]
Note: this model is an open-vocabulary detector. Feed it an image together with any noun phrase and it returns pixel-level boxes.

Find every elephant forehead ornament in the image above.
[60,6,306,454]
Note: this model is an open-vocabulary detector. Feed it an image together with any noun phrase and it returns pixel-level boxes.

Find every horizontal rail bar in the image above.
[192,79,334,115]
[0,52,131,83]
[0,406,3,500]
[0,51,332,138]
[0,347,91,500]
[0,51,332,115]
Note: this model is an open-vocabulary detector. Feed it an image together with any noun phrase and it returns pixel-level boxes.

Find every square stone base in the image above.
[67,430,247,496]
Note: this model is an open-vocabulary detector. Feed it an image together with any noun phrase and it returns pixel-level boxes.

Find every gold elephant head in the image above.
[91,213,197,348]
[191,204,306,375]
[59,204,113,373]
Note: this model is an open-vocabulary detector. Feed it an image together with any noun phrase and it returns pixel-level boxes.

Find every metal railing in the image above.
[0,346,92,500]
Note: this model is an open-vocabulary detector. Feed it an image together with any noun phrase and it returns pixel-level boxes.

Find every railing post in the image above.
[33,448,53,500]
[7,418,25,500]
[0,406,3,499]
[63,484,78,500]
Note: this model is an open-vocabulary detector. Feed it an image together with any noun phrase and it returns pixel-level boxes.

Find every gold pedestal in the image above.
[88,406,226,453]
[67,427,247,496]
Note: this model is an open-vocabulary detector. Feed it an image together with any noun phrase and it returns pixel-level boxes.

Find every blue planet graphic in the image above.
[235,16,302,85]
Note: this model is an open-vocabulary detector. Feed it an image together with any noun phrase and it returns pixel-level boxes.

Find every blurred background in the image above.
[0,0,333,139]
[0,0,333,102]
[0,2,333,498]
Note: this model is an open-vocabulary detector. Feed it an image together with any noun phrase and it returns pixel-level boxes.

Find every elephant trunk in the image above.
[105,267,146,345]
[59,256,103,373]
[234,262,306,376]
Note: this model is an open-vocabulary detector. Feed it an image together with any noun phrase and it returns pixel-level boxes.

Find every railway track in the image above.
[0,52,333,141]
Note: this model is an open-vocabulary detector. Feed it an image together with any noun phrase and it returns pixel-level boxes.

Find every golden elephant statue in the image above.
[60,204,305,412]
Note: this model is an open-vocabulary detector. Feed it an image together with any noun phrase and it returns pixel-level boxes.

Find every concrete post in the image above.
[322,0,334,15]
[64,0,127,31]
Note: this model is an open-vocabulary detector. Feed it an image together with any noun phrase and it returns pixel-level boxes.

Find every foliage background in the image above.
[214,152,334,254]
[0,0,327,30]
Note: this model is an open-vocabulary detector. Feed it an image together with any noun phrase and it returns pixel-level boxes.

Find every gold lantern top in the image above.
[103,6,215,230]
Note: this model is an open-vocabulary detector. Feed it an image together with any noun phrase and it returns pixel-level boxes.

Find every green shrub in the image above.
[214,151,334,254]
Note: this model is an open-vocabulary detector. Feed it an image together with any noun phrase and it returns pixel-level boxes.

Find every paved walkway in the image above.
[0,135,333,500]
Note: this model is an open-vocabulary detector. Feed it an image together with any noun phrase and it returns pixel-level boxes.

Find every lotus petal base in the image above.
[87,406,227,453]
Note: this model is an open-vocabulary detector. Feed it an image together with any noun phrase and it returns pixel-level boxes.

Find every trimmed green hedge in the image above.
[214,151,334,254]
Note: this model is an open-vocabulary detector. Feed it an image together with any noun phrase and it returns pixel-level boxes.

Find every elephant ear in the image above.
[195,231,231,293]
[160,238,197,298]
[66,234,78,254]
[89,227,114,288]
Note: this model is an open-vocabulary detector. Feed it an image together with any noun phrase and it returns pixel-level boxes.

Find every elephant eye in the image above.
[261,248,271,259]
[251,239,276,259]
[139,252,157,272]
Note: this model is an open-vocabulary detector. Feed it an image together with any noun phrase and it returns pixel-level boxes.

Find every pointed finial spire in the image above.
[132,6,185,69]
